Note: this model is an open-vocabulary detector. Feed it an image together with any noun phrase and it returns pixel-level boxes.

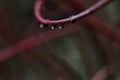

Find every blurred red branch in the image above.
[21,49,68,80]
[68,0,113,79]
[0,0,116,80]
[0,25,81,62]
[91,66,111,80]
[68,0,119,42]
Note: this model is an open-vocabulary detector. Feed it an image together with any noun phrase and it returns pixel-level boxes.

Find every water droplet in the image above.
[58,24,64,29]
[58,26,62,29]
[51,26,55,29]
[40,24,44,28]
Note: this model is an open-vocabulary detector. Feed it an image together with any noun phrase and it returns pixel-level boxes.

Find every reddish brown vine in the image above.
[0,0,116,80]
[34,0,110,25]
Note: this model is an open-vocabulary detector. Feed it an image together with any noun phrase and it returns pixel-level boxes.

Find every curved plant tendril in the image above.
[34,0,110,26]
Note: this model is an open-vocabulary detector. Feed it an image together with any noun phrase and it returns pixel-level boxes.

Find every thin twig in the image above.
[34,0,110,25]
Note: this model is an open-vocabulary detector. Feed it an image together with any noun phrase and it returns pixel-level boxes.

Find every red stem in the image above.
[68,0,120,42]
[68,0,113,79]
[91,66,111,80]
[34,0,110,25]
[0,25,81,62]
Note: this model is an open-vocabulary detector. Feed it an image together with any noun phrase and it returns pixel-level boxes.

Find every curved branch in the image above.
[34,0,110,25]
